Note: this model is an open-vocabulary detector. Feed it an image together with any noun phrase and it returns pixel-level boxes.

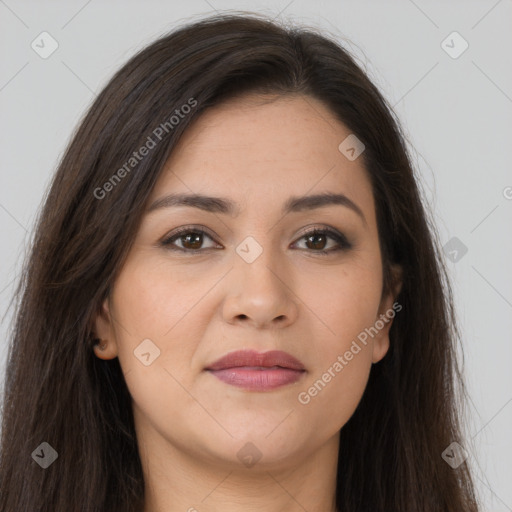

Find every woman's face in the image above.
[94,93,400,472]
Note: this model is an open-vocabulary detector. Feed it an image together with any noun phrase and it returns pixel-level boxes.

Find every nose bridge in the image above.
[222,232,298,327]
[237,232,289,298]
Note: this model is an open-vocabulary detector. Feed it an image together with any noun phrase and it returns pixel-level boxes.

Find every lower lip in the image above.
[207,367,305,391]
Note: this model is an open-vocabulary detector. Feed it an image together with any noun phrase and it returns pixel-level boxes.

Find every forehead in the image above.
[149,93,375,221]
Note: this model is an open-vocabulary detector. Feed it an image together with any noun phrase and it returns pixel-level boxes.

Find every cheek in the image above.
[114,249,221,334]
[293,258,380,426]
[110,257,210,378]
[295,256,382,349]
[296,281,378,431]
[109,261,206,435]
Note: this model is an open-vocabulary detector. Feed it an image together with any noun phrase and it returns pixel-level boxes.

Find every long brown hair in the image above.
[0,12,480,512]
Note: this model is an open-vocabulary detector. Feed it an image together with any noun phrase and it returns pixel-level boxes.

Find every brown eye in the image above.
[160,226,351,255]
[293,228,351,254]
[161,227,220,252]
[304,232,328,251]
[178,232,203,250]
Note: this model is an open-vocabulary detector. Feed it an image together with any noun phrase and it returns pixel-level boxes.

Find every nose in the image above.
[221,247,299,330]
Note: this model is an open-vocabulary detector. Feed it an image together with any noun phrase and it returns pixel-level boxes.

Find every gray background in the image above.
[1,0,511,510]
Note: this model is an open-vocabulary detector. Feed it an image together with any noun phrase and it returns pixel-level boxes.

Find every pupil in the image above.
[184,233,202,249]
[307,233,326,250]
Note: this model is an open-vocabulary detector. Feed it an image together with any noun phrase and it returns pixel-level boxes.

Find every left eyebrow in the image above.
[146,191,366,225]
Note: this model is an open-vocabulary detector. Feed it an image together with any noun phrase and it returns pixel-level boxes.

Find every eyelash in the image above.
[160,225,352,255]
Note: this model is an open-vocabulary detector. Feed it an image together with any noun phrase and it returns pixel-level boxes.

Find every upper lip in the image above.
[205,349,305,371]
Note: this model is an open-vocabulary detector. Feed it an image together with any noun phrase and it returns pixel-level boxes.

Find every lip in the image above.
[205,349,306,391]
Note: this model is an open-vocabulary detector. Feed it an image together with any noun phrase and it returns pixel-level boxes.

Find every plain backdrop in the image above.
[1,0,511,510]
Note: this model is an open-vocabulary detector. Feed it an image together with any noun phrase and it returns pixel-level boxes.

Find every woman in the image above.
[0,12,480,512]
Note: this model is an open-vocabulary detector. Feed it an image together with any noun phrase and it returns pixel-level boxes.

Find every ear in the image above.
[91,296,119,360]
[371,264,403,363]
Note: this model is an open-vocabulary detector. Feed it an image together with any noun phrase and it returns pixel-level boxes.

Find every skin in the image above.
[93,93,402,512]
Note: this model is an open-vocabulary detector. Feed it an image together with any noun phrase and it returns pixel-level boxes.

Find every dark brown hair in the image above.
[0,11,479,512]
